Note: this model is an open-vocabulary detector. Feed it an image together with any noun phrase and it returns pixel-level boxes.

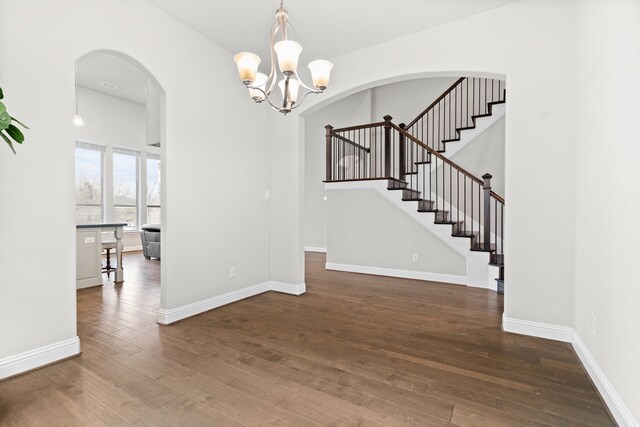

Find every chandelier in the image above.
[233,1,333,115]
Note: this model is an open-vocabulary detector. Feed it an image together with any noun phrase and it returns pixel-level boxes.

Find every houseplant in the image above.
[0,86,28,154]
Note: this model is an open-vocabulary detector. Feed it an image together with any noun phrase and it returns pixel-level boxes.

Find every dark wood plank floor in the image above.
[0,252,614,426]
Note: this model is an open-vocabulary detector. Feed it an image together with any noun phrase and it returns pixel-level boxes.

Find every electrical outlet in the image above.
[412,253,419,262]
[229,267,236,279]
[264,190,270,200]
[591,313,596,335]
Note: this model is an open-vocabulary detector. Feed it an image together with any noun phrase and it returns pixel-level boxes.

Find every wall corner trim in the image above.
[0,336,81,380]
[503,315,638,427]
[157,281,306,325]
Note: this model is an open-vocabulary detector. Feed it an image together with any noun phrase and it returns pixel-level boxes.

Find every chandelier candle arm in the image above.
[233,0,333,115]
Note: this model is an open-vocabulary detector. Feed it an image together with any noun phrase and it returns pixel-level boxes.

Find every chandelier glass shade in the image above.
[233,1,333,115]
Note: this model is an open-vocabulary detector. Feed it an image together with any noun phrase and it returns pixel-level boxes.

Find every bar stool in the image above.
[102,238,118,278]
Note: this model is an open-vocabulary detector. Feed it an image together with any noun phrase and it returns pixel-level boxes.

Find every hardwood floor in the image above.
[0,252,614,426]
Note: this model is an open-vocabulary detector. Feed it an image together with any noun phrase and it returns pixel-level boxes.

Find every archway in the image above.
[73,49,167,323]
[299,72,507,293]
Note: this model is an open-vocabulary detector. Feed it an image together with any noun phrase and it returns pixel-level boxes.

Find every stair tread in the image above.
[470,243,497,252]
[452,231,478,238]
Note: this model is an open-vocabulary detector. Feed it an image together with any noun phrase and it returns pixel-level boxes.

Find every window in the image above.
[113,148,140,231]
[75,144,160,230]
[146,154,161,224]
[75,142,104,224]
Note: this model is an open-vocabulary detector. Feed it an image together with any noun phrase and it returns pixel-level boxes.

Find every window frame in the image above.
[74,141,106,224]
[75,141,161,231]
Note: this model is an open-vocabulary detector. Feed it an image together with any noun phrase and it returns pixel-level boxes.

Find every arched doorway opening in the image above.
[73,49,166,323]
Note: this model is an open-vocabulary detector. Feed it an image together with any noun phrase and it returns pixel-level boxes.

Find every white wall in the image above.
[146,79,161,146]
[75,87,147,151]
[574,0,640,422]
[370,78,457,125]
[326,189,466,276]
[442,116,505,196]
[0,0,268,364]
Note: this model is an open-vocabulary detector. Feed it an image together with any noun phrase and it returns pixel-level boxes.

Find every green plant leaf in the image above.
[0,131,16,154]
[10,116,29,129]
[0,111,10,131]
[0,87,4,100]
[6,124,24,143]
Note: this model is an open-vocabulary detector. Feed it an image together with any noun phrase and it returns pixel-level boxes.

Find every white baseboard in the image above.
[0,337,80,380]
[502,314,573,342]
[325,262,466,286]
[503,315,637,426]
[304,246,327,253]
[572,332,638,427]
[269,281,306,296]
[157,281,306,325]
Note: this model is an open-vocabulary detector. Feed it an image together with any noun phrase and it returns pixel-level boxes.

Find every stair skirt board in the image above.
[503,315,638,427]
[0,337,81,380]
[157,281,306,325]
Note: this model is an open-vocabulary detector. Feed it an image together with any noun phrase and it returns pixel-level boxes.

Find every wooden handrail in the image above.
[390,122,504,202]
[332,121,386,133]
[405,77,466,129]
[330,132,371,153]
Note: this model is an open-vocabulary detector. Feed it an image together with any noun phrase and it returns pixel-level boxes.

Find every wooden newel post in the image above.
[398,123,406,181]
[482,173,492,247]
[325,125,333,181]
[383,115,393,178]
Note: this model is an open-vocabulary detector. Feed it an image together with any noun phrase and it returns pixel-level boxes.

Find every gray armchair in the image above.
[140,224,161,259]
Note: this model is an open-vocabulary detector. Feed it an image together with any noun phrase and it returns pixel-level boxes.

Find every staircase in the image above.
[324,77,506,293]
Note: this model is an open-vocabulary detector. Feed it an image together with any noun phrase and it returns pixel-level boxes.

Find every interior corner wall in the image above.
[0,0,269,362]
[289,0,579,328]
[574,0,640,421]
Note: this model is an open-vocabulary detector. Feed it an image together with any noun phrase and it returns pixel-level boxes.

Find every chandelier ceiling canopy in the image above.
[233,1,333,115]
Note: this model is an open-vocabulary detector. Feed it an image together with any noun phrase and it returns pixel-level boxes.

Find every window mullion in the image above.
[140,151,148,228]
[104,146,114,223]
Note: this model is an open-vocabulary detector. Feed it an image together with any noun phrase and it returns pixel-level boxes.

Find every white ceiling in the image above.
[146,0,517,63]
[77,1,517,105]
[77,52,148,105]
